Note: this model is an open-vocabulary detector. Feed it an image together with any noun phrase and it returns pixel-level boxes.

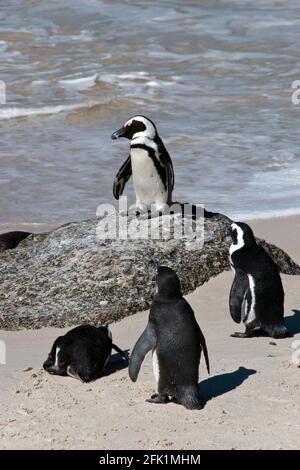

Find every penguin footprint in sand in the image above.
[43,325,128,383]
[111,115,174,217]
[129,266,210,410]
[229,222,290,339]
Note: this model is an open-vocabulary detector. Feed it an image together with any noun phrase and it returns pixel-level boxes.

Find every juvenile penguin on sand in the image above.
[229,222,290,339]
[43,325,128,382]
[129,266,210,410]
[111,115,174,216]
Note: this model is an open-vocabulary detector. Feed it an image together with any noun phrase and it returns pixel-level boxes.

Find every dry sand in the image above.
[0,216,299,450]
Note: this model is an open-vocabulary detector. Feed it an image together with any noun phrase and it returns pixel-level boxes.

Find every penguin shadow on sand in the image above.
[285,310,300,336]
[199,366,257,405]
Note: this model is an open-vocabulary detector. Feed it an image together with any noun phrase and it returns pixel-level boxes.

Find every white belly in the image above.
[131,148,167,208]
[152,349,160,383]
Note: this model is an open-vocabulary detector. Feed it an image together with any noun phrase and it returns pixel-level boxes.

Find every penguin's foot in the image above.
[125,205,139,217]
[231,331,253,338]
[231,324,259,338]
[129,203,148,218]
[137,209,163,220]
[136,210,150,220]
[147,204,169,219]
[146,209,164,220]
[146,393,170,404]
[127,207,139,217]
[118,209,129,217]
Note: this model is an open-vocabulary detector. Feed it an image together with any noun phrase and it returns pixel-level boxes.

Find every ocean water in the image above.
[1,0,300,230]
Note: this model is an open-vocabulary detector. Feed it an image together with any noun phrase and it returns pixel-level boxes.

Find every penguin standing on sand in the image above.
[111,115,174,215]
[43,325,128,382]
[129,266,210,410]
[229,222,290,339]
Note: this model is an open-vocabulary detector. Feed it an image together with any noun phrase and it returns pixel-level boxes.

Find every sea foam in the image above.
[0,101,100,120]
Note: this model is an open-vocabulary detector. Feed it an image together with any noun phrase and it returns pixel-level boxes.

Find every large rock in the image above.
[0,209,299,330]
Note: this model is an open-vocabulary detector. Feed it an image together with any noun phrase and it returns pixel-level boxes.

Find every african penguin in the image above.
[111,115,174,215]
[43,325,128,382]
[229,222,290,338]
[129,266,210,410]
[0,231,31,252]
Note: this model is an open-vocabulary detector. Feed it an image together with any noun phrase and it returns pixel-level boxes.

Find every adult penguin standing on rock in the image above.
[229,222,290,339]
[111,115,174,216]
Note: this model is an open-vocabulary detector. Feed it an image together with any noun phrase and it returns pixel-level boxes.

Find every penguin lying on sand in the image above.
[229,222,290,338]
[43,325,128,382]
[111,115,174,216]
[129,266,210,410]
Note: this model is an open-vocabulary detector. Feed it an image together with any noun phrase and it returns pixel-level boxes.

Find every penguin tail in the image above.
[177,386,204,410]
[203,341,210,375]
[266,323,291,339]
[112,343,129,361]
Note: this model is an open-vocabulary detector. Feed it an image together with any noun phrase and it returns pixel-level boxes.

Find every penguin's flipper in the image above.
[129,323,157,382]
[146,393,170,404]
[199,329,210,375]
[166,153,174,205]
[241,290,252,323]
[185,302,210,375]
[111,343,129,361]
[157,139,174,205]
[229,271,249,324]
[113,155,132,200]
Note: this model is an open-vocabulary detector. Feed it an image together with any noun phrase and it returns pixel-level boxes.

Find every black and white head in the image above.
[155,265,181,300]
[229,222,256,254]
[111,115,157,141]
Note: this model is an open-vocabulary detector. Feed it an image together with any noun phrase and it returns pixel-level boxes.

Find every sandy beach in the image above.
[0,215,299,450]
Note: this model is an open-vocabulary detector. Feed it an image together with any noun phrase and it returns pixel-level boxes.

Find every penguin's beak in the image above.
[111,126,126,140]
